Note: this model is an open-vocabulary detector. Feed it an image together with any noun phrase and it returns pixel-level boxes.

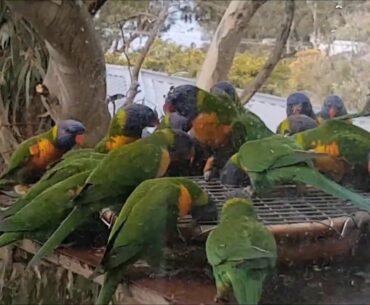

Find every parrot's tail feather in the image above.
[96,268,126,305]
[230,267,266,305]
[28,206,90,267]
[291,167,370,212]
[0,232,22,247]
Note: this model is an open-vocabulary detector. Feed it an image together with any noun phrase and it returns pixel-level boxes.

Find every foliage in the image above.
[0,2,48,140]
[105,39,291,96]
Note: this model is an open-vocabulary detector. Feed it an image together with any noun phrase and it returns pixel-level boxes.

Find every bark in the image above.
[6,0,110,146]
[196,0,268,91]
[240,0,295,104]
[123,5,169,106]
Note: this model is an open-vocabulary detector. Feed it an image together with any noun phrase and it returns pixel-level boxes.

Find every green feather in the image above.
[96,267,126,305]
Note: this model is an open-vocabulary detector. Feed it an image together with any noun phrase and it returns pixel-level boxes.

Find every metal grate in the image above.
[187,176,370,226]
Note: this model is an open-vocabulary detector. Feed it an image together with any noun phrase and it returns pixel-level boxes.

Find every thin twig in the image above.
[123,4,169,106]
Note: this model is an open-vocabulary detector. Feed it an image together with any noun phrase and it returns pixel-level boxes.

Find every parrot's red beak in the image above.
[163,101,175,113]
[292,104,301,115]
[329,107,337,118]
[75,134,85,145]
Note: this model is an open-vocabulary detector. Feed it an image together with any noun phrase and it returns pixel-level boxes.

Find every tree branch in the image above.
[123,4,169,106]
[240,0,295,104]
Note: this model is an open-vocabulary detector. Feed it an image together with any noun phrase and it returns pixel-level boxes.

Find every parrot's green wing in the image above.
[237,135,303,172]
[0,157,102,219]
[206,219,276,267]
[103,183,180,270]
[0,171,90,232]
[61,148,97,160]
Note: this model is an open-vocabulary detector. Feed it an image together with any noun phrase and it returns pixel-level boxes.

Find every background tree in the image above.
[5,0,111,147]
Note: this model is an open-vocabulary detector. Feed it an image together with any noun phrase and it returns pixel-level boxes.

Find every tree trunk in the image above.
[240,0,295,104]
[6,0,110,146]
[196,0,267,91]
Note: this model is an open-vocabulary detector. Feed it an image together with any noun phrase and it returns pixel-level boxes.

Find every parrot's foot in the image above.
[14,184,30,195]
[120,281,133,298]
[204,170,212,182]
[99,208,117,228]
[243,185,256,198]
[295,182,308,195]
[214,294,229,304]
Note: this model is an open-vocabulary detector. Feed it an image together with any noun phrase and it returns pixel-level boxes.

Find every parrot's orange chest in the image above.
[191,113,232,148]
[28,139,64,169]
[106,135,136,152]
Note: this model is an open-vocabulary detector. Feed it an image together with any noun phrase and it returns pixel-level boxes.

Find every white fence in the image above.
[106,64,370,132]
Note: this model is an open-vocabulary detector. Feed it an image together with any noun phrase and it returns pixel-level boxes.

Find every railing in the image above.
[106,64,370,132]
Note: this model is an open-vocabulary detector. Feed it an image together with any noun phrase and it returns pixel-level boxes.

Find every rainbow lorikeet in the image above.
[26,128,195,265]
[206,198,277,305]
[96,177,209,305]
[285,92,317,120]
[276,114,318,136]
[95,103,159,153]
[163,84,272,179]
[222,135,370,211]
[317,95,349,124]
[0,120,85,188]
[293,119,370,185]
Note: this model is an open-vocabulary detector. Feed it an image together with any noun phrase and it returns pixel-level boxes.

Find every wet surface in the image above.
[2,245,370,305]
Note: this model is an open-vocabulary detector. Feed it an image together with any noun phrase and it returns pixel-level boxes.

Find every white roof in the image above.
[106,64,370,132]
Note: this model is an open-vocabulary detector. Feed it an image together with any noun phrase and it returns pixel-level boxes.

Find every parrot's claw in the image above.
[243,186,256,198]
[121,281,133,297]
[204,170,212,182]
[14,184,30,195]
[214,295,228,304]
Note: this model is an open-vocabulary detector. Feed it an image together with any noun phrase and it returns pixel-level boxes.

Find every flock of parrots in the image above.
[0,81,369,305]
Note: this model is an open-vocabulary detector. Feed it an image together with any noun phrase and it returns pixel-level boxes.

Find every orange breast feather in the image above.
[105,135,136,152]
[29,139,63,169]
[191,113,232,148]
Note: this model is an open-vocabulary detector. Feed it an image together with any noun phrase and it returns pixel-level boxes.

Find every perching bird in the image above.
[0,120,86,188]
[206,198,277,305]
[96,177,210,305]
[27,128,196,265]
[276,114,318,136]
[95,103,159,153]
[293,119,370,183]
[223,135,370,211]
[0,170,92,247]
[286,92,316,120]
[210,80,240,104]
[0,153,104,219]
[163,84,272,179]
[317,95,349,123]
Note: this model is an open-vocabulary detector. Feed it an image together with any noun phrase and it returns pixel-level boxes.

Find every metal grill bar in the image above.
[187,176,370,226]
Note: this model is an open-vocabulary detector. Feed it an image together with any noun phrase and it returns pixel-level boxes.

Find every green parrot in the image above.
[96,177,209,305]
[293,119,370,171]
[0,120,86,188]
[27,128,195,266]
[0,170,91,247]
[206,198,277,305]
[224,135,370,211]
[94,103,159,153]
[163,84,273,179]
[0,153,104,219]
